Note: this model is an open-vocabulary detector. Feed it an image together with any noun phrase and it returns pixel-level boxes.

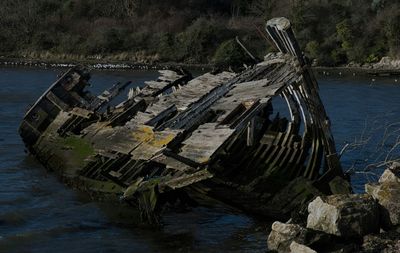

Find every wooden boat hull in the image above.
[19,18,350,223]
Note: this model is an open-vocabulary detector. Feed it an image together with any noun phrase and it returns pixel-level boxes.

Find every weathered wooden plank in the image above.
[158,70,183,81]
[89,127,143,155]
[160,169,213,191]
[144,80,169,89]
[179,123,235,164]
[46,91,70,111]
[130,128,180,160]
[151,155,195,172]
[212,80,288,123]
[70,107,93,119]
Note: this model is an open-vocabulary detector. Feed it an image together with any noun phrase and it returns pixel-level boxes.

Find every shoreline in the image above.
[314,66,400,77]
[0,57,213,71]
[2,57,400,76]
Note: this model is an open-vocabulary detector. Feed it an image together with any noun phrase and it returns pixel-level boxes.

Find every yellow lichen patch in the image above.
[131,126,177,148]
[196,156,211,164]
[131,125,155,142]
[148,132,176,148]
[129,129,178,160]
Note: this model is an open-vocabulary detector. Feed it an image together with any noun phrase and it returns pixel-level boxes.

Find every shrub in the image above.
[336,19,354,51]
[213,39,251,69]
[32,31,58,50]
[330,49,346,66]
[384,13,400,57]
[305,40,320,60]
[365,53,379,63]
[84,28,128,54]
[178,17,225,63]
[153,33,178,62]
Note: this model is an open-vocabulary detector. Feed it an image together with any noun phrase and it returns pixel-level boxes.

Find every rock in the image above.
[347,61,361,68]
[384,241,400,253]
[365,163,400,228]
[267,221,333,253]
[365,182,400,227]
[362,231,400,253]
[268,222,306,253]
[311,59,318,67]
[373,56,400,69]
[329,176,352,195]
[378,163,400,184]
[290,241,316,253]
[307,194,380,237]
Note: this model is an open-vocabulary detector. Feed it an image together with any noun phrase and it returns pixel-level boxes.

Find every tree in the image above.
[384,12,400,57]
[123,0,142,17]
[213,39,250,69]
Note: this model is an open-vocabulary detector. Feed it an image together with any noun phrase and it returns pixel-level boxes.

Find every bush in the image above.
[84,28,128,54]
[0,0,400,66]
[213,39,251,69]
[178,18,226,63]
[336,19,354,51]
[384,13,400,57]
[32,31,58,50]
[365,53,379,63]
[153,33,179,61]
[124,31,150,51]
[330,49,346,66]
[57,34,84,53]
[305,40,320,60]
[0,32,17,52]
[38,0,62,14]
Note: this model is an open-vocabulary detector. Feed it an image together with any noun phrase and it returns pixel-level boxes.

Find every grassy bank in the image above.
[2,1,400,70]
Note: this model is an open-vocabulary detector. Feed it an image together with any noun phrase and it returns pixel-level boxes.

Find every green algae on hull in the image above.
[61,136,95,165]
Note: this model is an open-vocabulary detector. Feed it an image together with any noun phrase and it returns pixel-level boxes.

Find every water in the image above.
[319,74,400,192]
[1,67,400,252]
[0,67,266,253]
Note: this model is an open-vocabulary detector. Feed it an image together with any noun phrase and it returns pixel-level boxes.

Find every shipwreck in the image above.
[19,18,350,223]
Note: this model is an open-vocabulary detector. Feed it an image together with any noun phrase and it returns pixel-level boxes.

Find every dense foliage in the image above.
[0,0,399,66]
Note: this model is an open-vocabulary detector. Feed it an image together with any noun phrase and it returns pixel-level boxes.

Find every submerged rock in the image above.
[307,195,380,237]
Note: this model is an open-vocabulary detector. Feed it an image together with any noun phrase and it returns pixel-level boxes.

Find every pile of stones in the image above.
[267,162,400,253]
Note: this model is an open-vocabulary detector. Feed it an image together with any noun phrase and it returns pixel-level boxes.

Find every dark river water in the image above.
[1,67,400,252]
